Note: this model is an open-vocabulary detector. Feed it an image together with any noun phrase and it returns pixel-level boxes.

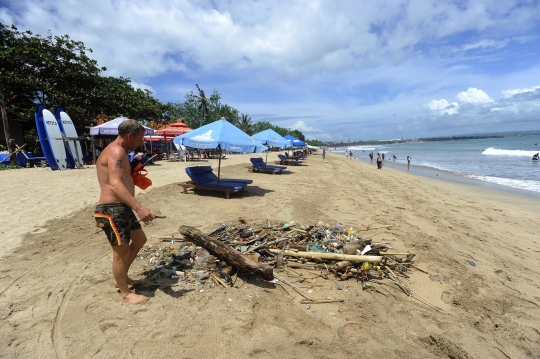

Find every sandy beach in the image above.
[1,152,539,358]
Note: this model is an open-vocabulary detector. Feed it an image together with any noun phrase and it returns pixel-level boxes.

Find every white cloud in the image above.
[4,0,540,81]
[501,85,540,98]
[457,88,494,103]
[423,99,460,115]
[288,120,321,133]
[130,81,155,94]
[462,39,508,51]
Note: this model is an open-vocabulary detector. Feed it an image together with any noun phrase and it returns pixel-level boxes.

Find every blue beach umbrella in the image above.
[173,119,258,179]
[252,129,290,161]
[252,139,269,153]
[252,129,290,148]
[284,135,307,147]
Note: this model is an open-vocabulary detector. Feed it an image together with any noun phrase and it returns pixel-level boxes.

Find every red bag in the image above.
[131,162,152,190]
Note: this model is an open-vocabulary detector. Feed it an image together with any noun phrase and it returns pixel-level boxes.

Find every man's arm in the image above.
[108,147,155,222]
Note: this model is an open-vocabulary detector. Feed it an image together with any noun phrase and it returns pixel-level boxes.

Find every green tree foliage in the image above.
[0,21,315,149]
[23,128,38,154]
[177,92,201,129]
[207,90,223,122]
[0,23,105,153]
[217,104,239,125]
[0,23,166,146]
[86,76,163,122]
[251,120,297,138]
[289,129,305,141]
[193,84,209,127]
[306,139,324,146]
[161,101,186,122]
[168,86,244,130]
[237,113,254,135]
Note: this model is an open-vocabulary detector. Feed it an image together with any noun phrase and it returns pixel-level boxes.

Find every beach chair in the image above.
[179,166,253,199]
[277,154,303,166]
[20,152,46,167]
[285,152,306,161]
[249,157,286,174]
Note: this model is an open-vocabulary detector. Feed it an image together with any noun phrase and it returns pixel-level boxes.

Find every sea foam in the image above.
[466,175,540,193]
[482,148,538,157]
[347,146,376,151]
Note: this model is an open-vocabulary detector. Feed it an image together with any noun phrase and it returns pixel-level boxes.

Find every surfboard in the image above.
[35,105,59,170]
[54,108,84,168]
[38,108,68,170]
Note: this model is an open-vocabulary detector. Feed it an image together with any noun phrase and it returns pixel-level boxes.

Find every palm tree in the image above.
[219,104,239,125]
[238,113,254,135]
[193,84,208,128]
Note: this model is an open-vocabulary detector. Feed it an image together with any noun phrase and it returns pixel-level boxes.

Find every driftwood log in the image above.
[268,249,383,262]
[179,225,274,280]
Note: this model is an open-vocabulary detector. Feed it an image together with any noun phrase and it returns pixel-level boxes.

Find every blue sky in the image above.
[2,0,540,141]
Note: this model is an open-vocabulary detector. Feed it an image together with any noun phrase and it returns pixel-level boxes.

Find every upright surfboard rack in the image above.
[55,108,84,169]
[34,105,85,170]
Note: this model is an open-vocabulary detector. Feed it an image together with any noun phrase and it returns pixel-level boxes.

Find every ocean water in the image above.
[335,134,540,193]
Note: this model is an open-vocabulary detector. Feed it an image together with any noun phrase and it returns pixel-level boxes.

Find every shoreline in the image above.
[349,153,540,201]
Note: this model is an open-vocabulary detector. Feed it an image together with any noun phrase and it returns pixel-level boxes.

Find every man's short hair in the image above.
[118,119,144,136]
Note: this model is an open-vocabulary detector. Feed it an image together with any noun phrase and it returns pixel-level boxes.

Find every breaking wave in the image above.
[466,175,540,193]
[347,146,376,151]
[482,148,538,157]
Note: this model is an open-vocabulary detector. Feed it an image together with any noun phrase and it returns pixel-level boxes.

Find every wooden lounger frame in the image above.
[277,159,302,166]
[246,166,282,174]
[178,181,244,199]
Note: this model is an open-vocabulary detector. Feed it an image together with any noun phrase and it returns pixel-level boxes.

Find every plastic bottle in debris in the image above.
[195,270,210,280]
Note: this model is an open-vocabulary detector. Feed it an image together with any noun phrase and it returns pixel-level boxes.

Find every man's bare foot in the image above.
[122,292,149,304]
[114,278,143,289]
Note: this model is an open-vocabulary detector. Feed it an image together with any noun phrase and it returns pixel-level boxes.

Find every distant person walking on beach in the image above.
[407,156,411,171]
[376,153,382,169]
[322,147,326,159]
[382,153,385,160]
[369,152,374,162]
[94,120,155,305]
[349,151,353,160]
[345,151,348,159]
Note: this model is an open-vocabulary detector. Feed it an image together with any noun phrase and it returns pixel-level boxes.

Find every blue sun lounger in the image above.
[285,152,306,160]
[250,157,286,174]
[180,166,253,199]
[277,154,303,166]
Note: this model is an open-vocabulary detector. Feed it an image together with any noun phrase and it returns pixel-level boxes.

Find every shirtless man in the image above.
[94,120,155,304]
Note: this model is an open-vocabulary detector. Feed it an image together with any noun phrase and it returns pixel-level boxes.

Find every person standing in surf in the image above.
[376,153,382,169]
[94,120,155,304]
[407,156,411,171]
